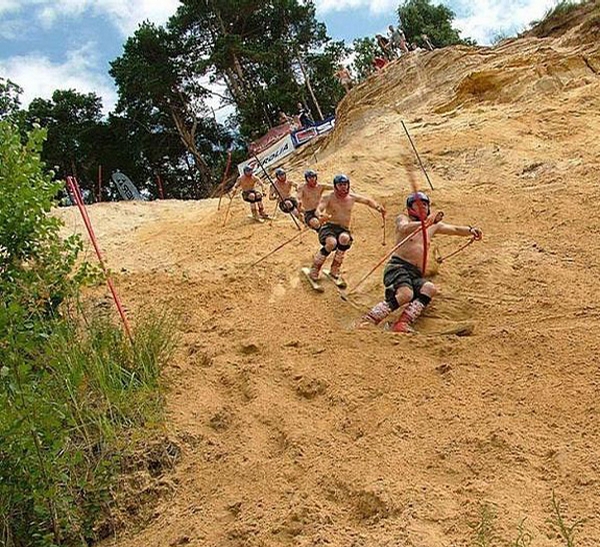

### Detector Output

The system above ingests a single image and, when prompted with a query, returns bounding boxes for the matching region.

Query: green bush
[0,120,174,546]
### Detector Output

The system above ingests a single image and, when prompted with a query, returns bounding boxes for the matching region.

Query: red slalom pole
[66,176,133,342]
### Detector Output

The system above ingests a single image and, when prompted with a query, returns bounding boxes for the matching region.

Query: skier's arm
[354,193,385,214]
[436,222,482,239]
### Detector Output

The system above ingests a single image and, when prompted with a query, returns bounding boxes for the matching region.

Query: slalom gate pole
[156,174,164,199]
[248,229,308,269]
[401,120,434,191]
[253,153,302,231]
[217,150,233,210]
[222,194,234,227]
[66,176,133,342]
[97,165,102,202]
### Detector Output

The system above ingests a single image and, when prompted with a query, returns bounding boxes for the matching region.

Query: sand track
[58,8,600,546]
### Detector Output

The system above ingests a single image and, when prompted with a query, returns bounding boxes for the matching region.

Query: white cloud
[315,0,397,15]
[1,0,179,35]
[0,43,118,114]
[452,0,558,44]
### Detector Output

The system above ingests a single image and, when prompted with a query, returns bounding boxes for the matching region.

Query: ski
[323,269,347,289]
[301,267,324,292]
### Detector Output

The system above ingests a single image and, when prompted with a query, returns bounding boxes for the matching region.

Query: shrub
[0,120,174,546]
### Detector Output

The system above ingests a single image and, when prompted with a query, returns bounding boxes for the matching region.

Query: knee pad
[320,247,331,257]
[254,191,263,201]
[280,200,294,213]
[385,287,401,311]
[338,241,352,252]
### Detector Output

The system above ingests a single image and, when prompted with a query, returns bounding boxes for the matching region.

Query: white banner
[237,134,295,176]
[111,171,142,201]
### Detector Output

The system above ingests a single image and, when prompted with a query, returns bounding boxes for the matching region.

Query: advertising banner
[249,122,293,155]
[291,116,336,147]
[111,171,142,201]
[237,134,295,176]
[291,127,318,147]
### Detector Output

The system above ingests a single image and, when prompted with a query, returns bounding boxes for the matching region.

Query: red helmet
[406,192,430,220]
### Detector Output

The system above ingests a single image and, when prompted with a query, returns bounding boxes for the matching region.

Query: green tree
[171,0,343,138]
[110,21,233,198]
[0,77,23,122]
[25,89,104,196]
[398,0,476,48]
[351,37,379,82]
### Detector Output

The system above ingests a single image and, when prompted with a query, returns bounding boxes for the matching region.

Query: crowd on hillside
[335,23,437,92]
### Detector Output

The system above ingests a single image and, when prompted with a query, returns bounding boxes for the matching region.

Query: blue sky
[0,0,559,115]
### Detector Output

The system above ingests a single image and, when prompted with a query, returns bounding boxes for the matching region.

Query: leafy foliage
[351,37,380,82]
[398,0,476,48]
[170,0,344,136]
[0,78,23,122]
[25,90,105,197]
[110,21,235,198]
[0,120,174,546]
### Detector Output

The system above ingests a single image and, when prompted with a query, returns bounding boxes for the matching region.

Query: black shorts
[318,222,353,247]
[278,197,298,213]
[242,190,263,203]
[304,209,318,226]
[383,256,426,297]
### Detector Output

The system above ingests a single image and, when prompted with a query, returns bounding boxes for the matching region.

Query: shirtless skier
[306,174,385,286]
[361,191,482,332]
[230,165,269,220]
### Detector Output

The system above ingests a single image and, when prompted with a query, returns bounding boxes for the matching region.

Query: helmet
[406,191,430,220]
[333,174,350,186]
[243,165,253,175]
[333,174,350,197]
[304,169,317,181]
[275,167,286,180]
[406,191,430,209]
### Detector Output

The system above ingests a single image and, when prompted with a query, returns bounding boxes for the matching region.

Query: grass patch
[529,0,592,37]
[547,490,586,547]
[0,309,176,546]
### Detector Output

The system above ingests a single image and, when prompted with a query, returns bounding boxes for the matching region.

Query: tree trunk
[170,108,212,186]
[297,54,324,121]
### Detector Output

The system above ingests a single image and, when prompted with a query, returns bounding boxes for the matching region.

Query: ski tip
[301,267,324,292]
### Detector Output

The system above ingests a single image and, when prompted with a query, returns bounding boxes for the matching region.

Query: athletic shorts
[242,190,263,203]
[278,196,298,213]
[318,222,353,247]
[304,209,318,227]
[383,256,426,297]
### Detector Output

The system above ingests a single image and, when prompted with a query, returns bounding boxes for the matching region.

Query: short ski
[301,267,324,292]
[323,269,347,289]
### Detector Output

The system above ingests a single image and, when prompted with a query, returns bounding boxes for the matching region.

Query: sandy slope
[59,6,600,546]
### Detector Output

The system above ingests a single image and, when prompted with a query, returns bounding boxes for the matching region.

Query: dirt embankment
[59,4,600,546]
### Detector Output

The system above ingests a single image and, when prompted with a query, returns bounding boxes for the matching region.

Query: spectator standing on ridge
[297,102,315,128]
[335,64,354,93]
[372,56,389,73]
[422,34,435,51]
[388,25,409,55]
[375,34,393,60]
